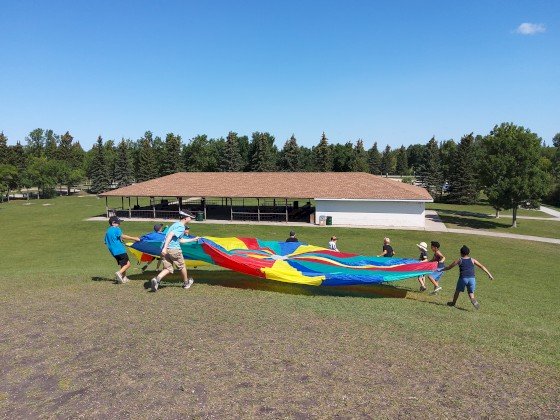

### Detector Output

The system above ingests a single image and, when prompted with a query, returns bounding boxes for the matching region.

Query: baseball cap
[153,223,163,231]
[108,216,121,225]
[289,230,296,236]
[179,210,194,219]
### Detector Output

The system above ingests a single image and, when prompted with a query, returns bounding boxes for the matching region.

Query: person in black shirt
[377,237,395,257]
[416,241,428,291]
[286,230,298,242]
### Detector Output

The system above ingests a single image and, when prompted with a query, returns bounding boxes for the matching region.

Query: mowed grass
[0,196,559,418]
[428,202,560,239]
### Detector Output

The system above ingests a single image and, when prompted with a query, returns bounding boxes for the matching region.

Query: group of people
[374,236,494,309]
[104,217,494,308]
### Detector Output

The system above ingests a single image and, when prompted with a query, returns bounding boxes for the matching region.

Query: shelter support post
[151,197,156,218]
[203,197,207,220]
[179,197,183,211]
[230,198,233,221]
[105,197,108,217]
[121,196,124,210]
[257,198,260,222]
[285,198,288,222]
[128,197,131,219]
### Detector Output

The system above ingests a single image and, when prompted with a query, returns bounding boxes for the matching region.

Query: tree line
[1,124,559,226]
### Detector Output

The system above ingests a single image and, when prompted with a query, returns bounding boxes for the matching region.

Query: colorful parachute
[128,235,438,286]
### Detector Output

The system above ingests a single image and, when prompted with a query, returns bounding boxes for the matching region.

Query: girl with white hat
[416,242,428,291]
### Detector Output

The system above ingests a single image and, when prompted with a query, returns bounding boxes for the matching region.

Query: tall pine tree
[136,132,159,182]
[352,139,370,172]
[0,132,9,164]
[313,132,333,172]
[420,137,444,199]
[89,136,110,194]
[279,134,301,171]
[448,133,478,204]
[58,131,74,163]
[380,145,395,175]
[219,131,243,172]
[114,139,134,187]
[249,132,277,171]
[161,133,183,175]
[395,146,409,175]
[368,142,381,174]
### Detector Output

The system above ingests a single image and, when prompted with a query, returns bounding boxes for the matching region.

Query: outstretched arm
[179,236,199,244]
[473,259,494,280]
[122,234,140,242]
[441,259,460,271]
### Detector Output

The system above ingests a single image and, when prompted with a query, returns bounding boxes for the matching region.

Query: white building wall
[315,200,426,227]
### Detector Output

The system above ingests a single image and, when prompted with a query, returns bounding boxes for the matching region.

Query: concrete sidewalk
[539,205,560,219]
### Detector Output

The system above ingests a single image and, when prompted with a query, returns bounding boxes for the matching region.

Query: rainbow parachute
[128,235,437,286]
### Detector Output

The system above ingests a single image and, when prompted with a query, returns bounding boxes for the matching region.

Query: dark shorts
[114,253,129,267]
[456,276,476,294]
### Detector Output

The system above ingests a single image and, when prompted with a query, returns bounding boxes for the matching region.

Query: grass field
[427,202,560,239]
[1,196,559,417]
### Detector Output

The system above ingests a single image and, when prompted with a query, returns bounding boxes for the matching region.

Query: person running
[286,230,298,242]
[328,236,339,252]
[428,241,445,294]
[377,237,395,257]
[416,241,428,291]
[150,211,199,292]
[140,224,165,272]
[440,245,494,310]
[104,216,140,284]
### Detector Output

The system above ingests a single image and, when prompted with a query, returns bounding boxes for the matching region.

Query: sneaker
[115,272,124,284]
[430,286,442,295]
[471,299,480,310]
[183,278,194,289]
[419,286,427,292]
[150,277,159,292]
[447,302,456,307]
[123,276,130,283]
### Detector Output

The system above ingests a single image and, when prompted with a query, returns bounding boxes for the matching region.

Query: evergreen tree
[183,135,219,171]
[237,135,250,171]
[448,133,478,204]
[219,131,243,172]
[351,139,369,172]
[136,132,159,182]
[299,146,314,171]
[249,132,277,171]
[0,132,9,164]
[367,142,381,174]
[58,131,74,163]
[153,135,165,176]
[26,128,45,158]
[380,145,396,175]
[439,139,457,184]
[104,140,117,185]
[279,134,301,171]
[9,142,27,191]
[114,139,134,187]
[71,141,85,170]
[420,137,444,199]
[313,132,333,172]
[89,136,110,194]
[395,145,409,175]
[161,132,183,175]
[406,143,425,175]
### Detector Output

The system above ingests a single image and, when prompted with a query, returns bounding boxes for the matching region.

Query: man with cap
[286,230,298,242]
[150,210,199,292]
[104,216,140,284]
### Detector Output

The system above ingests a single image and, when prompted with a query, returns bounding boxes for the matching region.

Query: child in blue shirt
[104,216,140,284]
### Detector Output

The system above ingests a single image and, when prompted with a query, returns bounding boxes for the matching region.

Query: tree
[0,164,18,201]
[406,143,425,175]
[380,145,396,175]
[439,139,457,184]
[552,133,560,148]
[136,132,159,182]
[0,132,10,164]
[25,157,59,198]
[419,137,444,199]
[352,139,369,172]
[395,146,409,175]
[58,131,74,163]
[89,136,110,194]
[153,135,165,176]
[183,135,219,171]
[114,139,134,187]
[279,134,301,171]
[313,132,333,171]
[161,133,183,175]
[44,129,59,160]
[447,133,478,204]
[249,132,277,172]
[367,142,381,175]
[219,131,243,172]
[104,140,117,185]
[480,123,551,227]
[26,128,45,158]
[332,142,354,171]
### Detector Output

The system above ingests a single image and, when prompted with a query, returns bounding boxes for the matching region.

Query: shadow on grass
[93,269,415,299]
[437,209,512,230]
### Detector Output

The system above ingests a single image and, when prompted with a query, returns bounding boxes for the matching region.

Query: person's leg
[175,254,193,289]
[467,278,479,309]
[448,278,464,306]
[418,275,426,291]
[152,254,173,291]
[447,291,460,306]
[428,275,441,294]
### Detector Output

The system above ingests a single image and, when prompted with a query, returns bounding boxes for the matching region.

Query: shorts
[431,262,445,281]
[114,253,129,267]
[456,277,476,294]
[162,248,185,273]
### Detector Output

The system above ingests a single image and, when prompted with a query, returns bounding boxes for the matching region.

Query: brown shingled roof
[100,172,432,201]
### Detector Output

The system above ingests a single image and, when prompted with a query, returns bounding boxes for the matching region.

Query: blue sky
[1,0,558,149]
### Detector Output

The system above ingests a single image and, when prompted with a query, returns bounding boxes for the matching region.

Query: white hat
[179,210,194,219]
[416,242,428,252]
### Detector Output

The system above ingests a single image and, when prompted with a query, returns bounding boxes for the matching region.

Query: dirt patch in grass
[1,275,558,418]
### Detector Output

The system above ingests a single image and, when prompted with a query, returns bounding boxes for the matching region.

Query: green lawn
[0,196,559,417]
[428,202,560,239]
[426,202,554,218]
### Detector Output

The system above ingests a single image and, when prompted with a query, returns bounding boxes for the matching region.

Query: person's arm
[122,233,140,242]
[179,236,199,244]
[473,259,494,280]
[441,258,460,271]
[161,230,175,255]
[377,249,387,257]
[437,250,445,263]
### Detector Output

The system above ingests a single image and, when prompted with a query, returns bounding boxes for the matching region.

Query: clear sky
[1,0,558,149]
